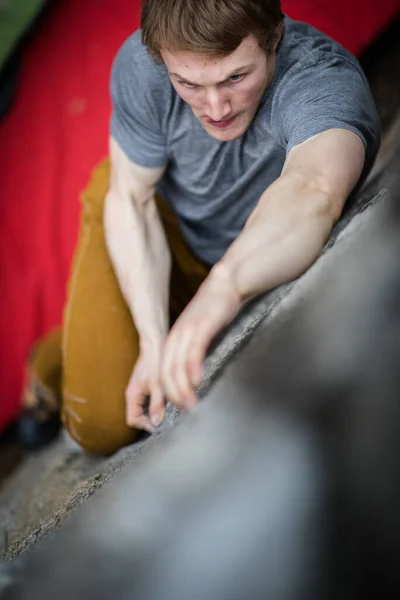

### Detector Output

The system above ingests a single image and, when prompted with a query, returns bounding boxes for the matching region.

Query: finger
[149,384,165,427]
[126,383,153,433]
[161,331,185,408]
[187,346,205,388]
[173,324,199,408]
[129,415,154,434]
[126,398,154,432]
[186,321,214,388]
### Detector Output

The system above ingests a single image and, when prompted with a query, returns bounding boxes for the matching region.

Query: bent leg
[25,166,211,456]
[62,159,140,455]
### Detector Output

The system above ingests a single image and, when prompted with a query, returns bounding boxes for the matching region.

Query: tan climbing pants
[30,159,210,455]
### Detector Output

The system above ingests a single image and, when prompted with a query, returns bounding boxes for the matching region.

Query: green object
[0,0,51,69]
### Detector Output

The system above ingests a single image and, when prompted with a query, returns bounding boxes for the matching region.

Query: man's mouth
[203,115,236,128]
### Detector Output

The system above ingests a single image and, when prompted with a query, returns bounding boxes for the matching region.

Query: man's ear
[272,21,284,51]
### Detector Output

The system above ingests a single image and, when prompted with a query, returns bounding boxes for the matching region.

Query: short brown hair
[141,0,284,62]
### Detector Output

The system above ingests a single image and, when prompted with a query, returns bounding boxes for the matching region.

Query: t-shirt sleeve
[110,38,168,169]
[272,51,381,173]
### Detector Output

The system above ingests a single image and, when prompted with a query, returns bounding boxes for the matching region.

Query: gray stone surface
[0,140,398,563]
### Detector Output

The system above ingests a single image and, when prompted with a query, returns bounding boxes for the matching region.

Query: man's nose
[205,88,231,121]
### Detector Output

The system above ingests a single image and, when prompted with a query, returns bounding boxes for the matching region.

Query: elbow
[314,188,339,230]
[320,191,344,233]
[103,190,117,251]
[103,189,132,257]
[305,166,351,226]
[282,168,345,230]
[319,186,345,227]
[303,176,343,231]
[104,188,136,235]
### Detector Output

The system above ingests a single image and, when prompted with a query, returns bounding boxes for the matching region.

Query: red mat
[0,0,399,431]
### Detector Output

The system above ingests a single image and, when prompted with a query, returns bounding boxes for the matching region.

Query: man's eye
[228,74,244,83]
[179,81,196,89]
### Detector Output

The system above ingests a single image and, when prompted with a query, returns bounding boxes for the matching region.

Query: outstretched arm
[159,128,365,410]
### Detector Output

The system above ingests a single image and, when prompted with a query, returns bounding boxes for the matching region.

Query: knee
[64,421,140,456]
[62,405,140,456]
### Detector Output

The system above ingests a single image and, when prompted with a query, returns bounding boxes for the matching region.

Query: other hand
[125,342,165,432]
[160,265,241,410]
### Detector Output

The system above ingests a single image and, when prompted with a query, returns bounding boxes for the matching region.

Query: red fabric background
[0,0,399,431]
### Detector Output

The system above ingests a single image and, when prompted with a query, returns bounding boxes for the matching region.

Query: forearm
[213,170,337,302]
[159,130,365,412]
[104,189,171,348]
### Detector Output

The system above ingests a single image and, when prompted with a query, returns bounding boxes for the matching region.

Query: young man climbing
[21,0,380,454]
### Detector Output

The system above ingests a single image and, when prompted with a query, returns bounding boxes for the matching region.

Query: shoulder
[275,16,366,88]
[268,16,377,127]
[111,29,172,107]
[266,18,380,165]
[112,30,158,74]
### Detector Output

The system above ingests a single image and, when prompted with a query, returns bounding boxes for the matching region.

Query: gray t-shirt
[111,16,381,265]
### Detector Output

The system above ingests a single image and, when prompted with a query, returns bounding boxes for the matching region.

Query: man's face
[162,35,279,142]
